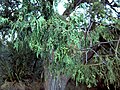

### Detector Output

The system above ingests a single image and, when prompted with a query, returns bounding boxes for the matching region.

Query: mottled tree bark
[44,68,69,90]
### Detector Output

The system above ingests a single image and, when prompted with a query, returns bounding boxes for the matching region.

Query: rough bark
[44,68,69,90]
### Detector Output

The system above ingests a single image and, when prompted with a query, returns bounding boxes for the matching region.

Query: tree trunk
[44,68,69,90]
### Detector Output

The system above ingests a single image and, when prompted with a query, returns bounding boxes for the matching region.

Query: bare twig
[85,51,88,64]
[115,37,120,59]
[80,39,119,51]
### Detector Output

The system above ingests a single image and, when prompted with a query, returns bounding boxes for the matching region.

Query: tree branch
[63,0,83,17]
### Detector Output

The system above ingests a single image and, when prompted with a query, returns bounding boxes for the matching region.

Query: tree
[0,0,43,84]
[0,0,120,90]
[0,19,43,84]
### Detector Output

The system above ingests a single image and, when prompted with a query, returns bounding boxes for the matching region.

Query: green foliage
[0,0,120,88]
[0,40,43,82]
[0,17,8,25]
[28,11,120,87]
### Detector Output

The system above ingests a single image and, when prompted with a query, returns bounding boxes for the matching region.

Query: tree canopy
[0,0,120,89]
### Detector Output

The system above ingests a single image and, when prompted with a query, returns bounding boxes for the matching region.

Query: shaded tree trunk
[44,68,69,90]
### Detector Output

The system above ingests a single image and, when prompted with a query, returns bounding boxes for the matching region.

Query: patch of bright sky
[0,5,3,10]
[57,0,87,15]
[109,0,113,3]
[57,0,68,15]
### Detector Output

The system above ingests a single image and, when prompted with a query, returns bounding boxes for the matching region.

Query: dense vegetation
[0,0,120,90]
